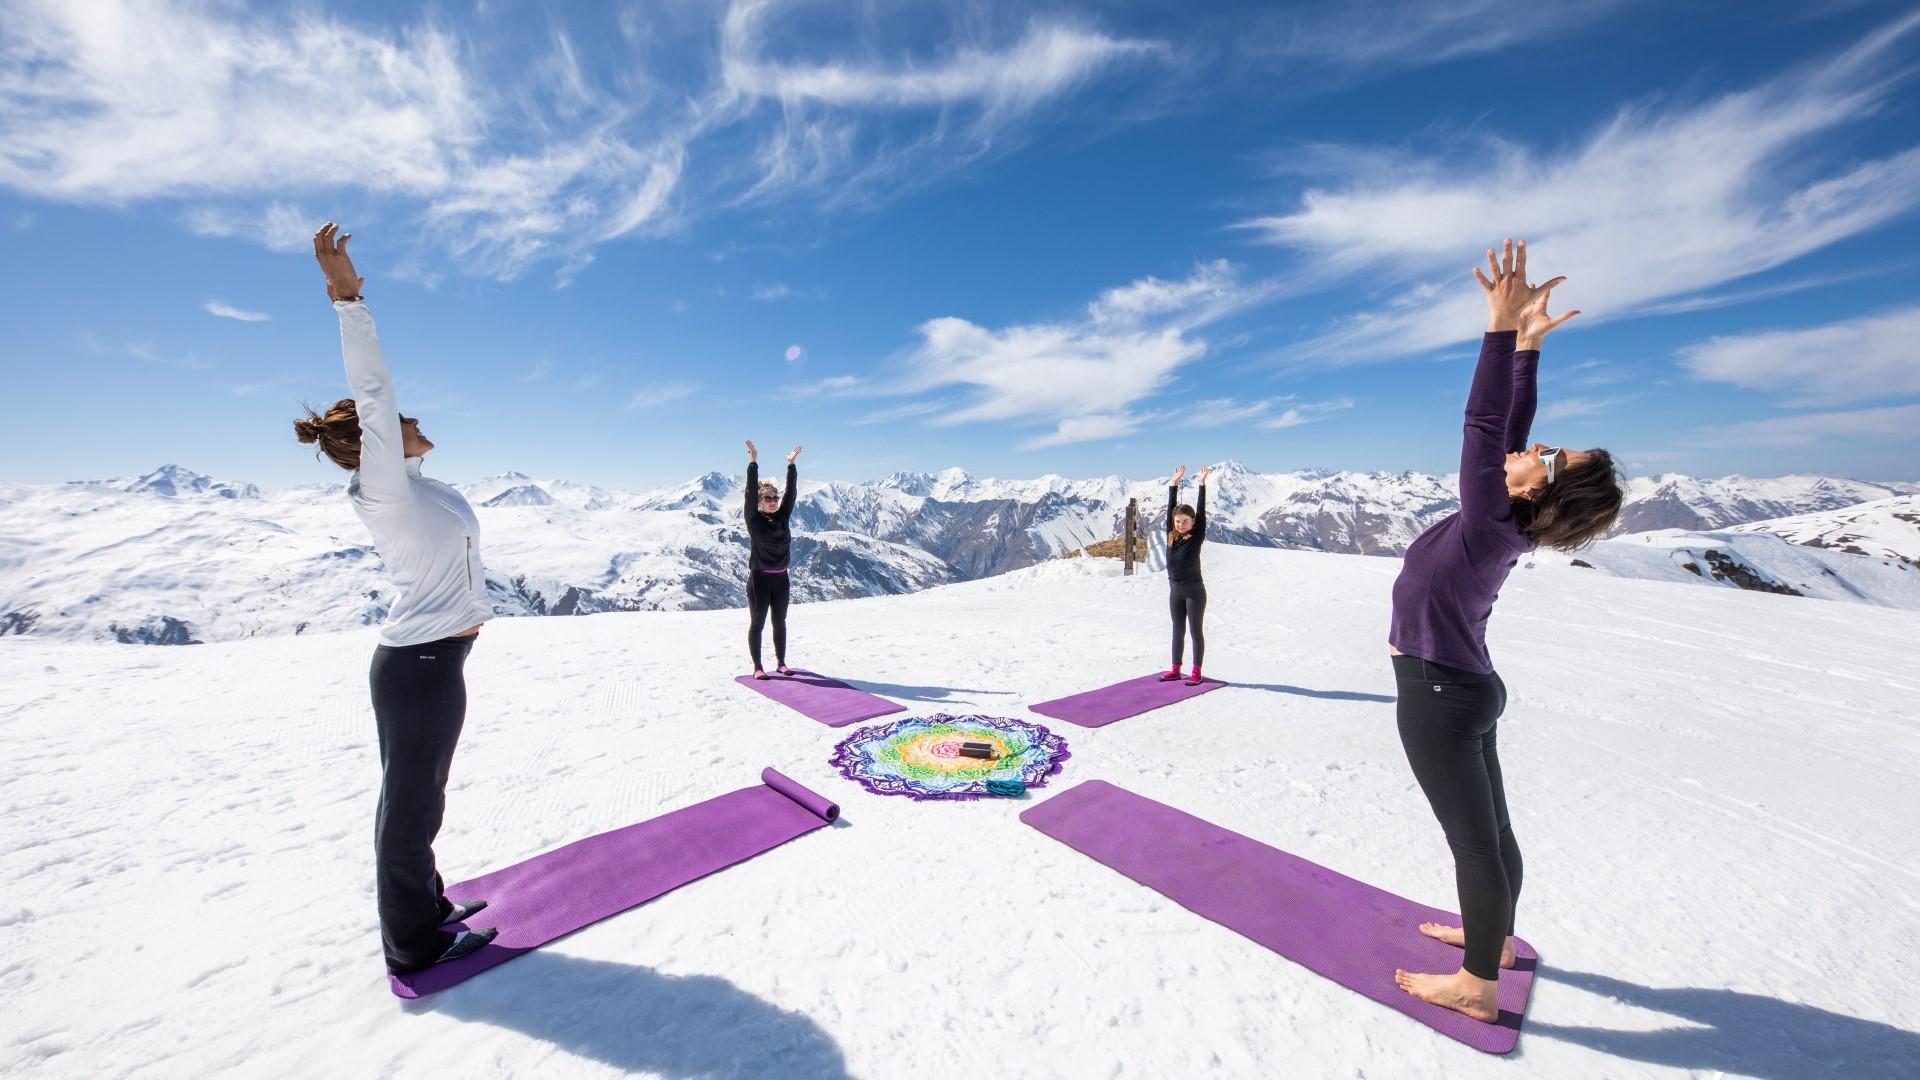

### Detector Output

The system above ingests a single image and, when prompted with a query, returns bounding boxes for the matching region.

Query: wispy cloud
[717,3,1163,207]
[0,1,1163,280]
[1185,397,1285,426]
[204,300,270,323]
[1678,304,1920,406]
[870,260,1269,448]
[519,357,555,383]
[1262,396,1354,430]
[753,282,797,301]
[627,382,697,410]
[1239,13,1920,365]
[1699,404,1920,447]
[1538,394,1638,422]
[183,201,314,253]
[1251,0,1639,68]
[0,3,682,279]
[126,342,211,372]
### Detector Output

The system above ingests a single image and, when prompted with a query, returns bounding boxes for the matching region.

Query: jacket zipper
[466,536,475,592]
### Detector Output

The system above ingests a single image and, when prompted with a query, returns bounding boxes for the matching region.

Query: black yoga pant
[370,633,474,973]
[748,570,790,671]
[1170,581,1207,667]
[1392,654,1521,981]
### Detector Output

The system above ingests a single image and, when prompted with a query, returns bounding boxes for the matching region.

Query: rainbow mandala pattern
[829,714,1071,800]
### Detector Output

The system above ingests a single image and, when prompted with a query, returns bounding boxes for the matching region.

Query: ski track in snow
[1,546,1917,1078]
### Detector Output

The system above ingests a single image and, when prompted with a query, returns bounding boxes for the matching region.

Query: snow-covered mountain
[4,463,1917,644]
[1611,474,1917,535]
[1728,494,1920,566]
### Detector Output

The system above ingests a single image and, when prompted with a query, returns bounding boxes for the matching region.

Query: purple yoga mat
[1029,672,1225,728]
[1021,779,1537,1054]
[389,768,839,999]
[734,669,906,727]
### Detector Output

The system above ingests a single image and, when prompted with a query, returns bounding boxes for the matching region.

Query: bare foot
[1393,967,1499,1023]
[1417,922,1517,968]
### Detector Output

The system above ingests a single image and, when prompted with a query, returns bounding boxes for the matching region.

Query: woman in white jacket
[294,223,496,975]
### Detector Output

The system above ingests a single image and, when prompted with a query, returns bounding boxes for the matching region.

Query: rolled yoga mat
[1020,779,1537,1054]
[1028,672,1224,728]
[389,768,841,999]
[734,669,907,727]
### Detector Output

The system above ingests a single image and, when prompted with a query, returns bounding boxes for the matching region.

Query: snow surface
[4,544,1917,1078]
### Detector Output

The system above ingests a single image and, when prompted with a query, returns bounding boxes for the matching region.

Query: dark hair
[1170,503,1197,545]
[294,398,362,471]
[1518,448,1623,552]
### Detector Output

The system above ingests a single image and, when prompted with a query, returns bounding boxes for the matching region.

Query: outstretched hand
[1474,238,1578,348]
[787,445,802,463]
[1171,465,1186,485]
[313,223,364,303]
[746,440,758,462]
[1196,465,1211,485]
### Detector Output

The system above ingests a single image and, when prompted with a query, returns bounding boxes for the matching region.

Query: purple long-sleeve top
[1388,331,1538,674]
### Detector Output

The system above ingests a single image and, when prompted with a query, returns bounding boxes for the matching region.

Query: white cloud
[1700,404,1920,447]
[627,382,697,410]
[1023,412,1153,449]
[1262,396,1354,430]
[183,201,315,253]
[126,342,211,372]
[721,12,1157,110]
[519,358,554,383]
[1678,305,1920,405]
[1239,13,1920,365]
[0,1,1167,279]
[869,262,1268,447]
[718,3,1162,206]
[756,283,798,301]
[1538,395,1637,422]
[1260,0,1638,67]
[0,1,682,280]
[1183,397,1281,426]
[204,300,270,323]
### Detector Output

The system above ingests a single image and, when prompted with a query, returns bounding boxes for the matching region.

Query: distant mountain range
[1,463,1915,643]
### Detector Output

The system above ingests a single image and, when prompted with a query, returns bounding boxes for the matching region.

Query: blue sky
[3,0,1918,490]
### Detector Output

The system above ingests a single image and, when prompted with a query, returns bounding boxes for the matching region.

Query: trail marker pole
[1124,498,1137,576]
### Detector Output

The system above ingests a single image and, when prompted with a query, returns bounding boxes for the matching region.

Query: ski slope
[2,545,1916,1078]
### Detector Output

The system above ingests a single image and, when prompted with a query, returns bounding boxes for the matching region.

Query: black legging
[370,633,474,973]
[748,570,790,671]
[1392,654,1521,981]
[1170,581,1206,667]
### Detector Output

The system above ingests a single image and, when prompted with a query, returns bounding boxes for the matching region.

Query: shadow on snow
[418,951,854,1079]
[1529,967,1920,1080]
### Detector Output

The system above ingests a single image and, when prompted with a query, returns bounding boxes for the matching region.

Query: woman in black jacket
[743,440,802,679]
[1159,464,1210,686]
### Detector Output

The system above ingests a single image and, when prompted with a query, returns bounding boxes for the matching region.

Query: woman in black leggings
[1388,239,1623,1021]
[744,440,801,679]
[297,224,496,975]
[1158,464,1210,686]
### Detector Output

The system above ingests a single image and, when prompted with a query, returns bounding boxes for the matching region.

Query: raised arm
[315,224,408,504]
[1462,239,1577,524]
[1167,465,1185,531]
[744,441,759,521]
[778,446,801,519]
[1194,466,1209,538]
[1504,350,1540,453]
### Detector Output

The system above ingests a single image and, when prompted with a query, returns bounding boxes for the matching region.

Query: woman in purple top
[1389,240,1624,1023]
